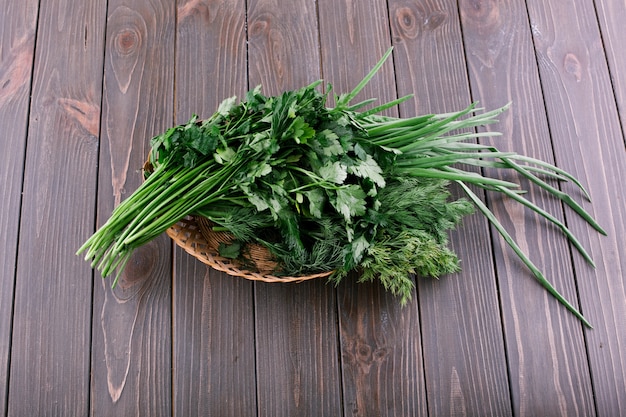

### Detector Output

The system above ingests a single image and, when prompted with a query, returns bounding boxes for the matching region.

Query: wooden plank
[89,0,174,414]
[594,0,626,135]
[317,1,428,416]
[7,0,106,415]
[336,277,427,417]
[388,1,513,415]
[524,0,626,414]
[459,0,596,415]
[172,259,256,416]
[254,282,342,416]
[247,0,322,90]
[172,1,257,415]
[0,0,38,412]
[318,0,397,113]
[246,0,343,415]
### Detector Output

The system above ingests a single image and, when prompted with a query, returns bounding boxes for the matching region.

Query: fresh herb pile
[78,49,604,326]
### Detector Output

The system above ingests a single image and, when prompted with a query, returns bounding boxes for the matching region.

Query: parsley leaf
[332,185,367,222]
[304,188,326,218]
[318,160,348,184]
[347,153,386,187]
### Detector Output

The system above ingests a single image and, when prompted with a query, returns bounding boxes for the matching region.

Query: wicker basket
[145,158,333,282]
[166,216,333,282]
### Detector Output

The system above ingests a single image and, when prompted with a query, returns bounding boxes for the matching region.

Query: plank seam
[453,0,516,413]
[521,1,602,415]
[591,0,626,149]
[4,0,43,413]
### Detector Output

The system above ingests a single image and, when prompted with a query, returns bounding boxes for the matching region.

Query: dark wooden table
[2,0,625,415]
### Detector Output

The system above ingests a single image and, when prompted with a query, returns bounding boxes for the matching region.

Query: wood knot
[118,242,158,288]
[0,34,34,108]
[249,14,286,83]
[460,0,500,30]
[373,346,390,362]
[356,342,372,361]
[563,52,582,82]
[58,97,100,136]
[424,10,447,31]
[114,29,140,56]
[249,16,270,37]
[394,7,418,40]
[393,5,448,42]
[178,0,212,23]
[107,6,147,94]
[342,338,391,376]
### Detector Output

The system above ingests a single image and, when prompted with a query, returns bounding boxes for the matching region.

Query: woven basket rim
[166,216,334,283]
[146,154,333,282]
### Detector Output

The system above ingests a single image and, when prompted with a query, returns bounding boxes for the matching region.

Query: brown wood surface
[525,1,626,415]
[90,0,174,414]
[390,1,512,415]
[459,0,596,415]
[594,0,626,135]
[7,0,106,415]
[172,0,257,415]
[337,276,428,417]
[2,0,625,415]
[0,0,38,414]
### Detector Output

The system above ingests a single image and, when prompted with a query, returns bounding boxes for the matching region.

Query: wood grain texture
[460,0,596,415]
[247,1,343,415]
[389,1,512,415]
[254,282,342,416]
[525,1,626,415]
[2,0,625,415]
[318,0,397,112]
[175,0,248,119]
[593,0,626,137]
[389,0,468,114]
[173,259,256,416]
[7,0,106,415]
[337,278,427,417]
[317,1,429,416]
[90,0,174,414]
[247,0,321,91]
[173,1,257,415]
[0,0,38,412]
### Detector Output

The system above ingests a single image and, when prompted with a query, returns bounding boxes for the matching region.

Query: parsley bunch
[79,48,604,326]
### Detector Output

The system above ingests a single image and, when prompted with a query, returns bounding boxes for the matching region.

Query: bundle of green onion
[78,49,604,327]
